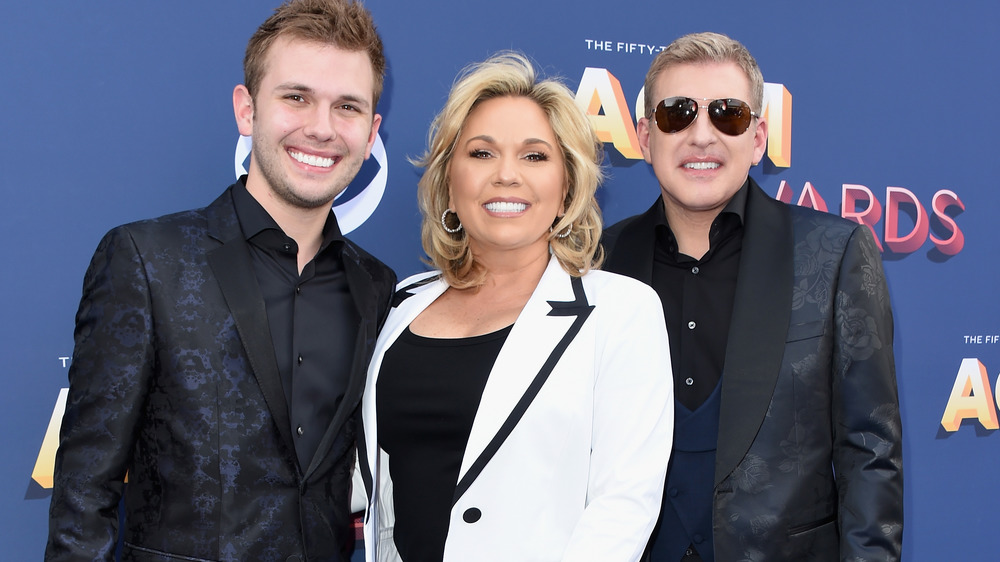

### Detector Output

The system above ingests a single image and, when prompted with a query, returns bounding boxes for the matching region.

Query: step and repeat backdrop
[2,1,997,559]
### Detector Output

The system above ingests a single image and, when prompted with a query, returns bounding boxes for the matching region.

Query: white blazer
[360,256,674,561]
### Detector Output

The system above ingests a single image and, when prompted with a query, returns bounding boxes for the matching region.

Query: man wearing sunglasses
[603,32,902,561]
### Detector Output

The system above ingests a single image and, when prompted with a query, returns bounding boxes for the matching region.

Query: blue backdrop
[3,1,997,559]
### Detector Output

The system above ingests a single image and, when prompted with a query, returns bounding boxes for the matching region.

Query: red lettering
[774,181,964,256]
[775,180,794,204]
[930,190,965,255]
[884,187,929,253]
[797,181,828,212]
[841,184,883,251]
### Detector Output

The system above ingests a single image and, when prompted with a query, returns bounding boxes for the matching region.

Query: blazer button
[463,507,482,523]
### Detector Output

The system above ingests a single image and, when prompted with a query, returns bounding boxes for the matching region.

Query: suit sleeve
[561,281,674,561]
[831,226,903,560]
[46,226,156,561]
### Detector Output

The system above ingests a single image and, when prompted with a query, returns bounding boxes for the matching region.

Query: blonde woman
[359,53,674,561]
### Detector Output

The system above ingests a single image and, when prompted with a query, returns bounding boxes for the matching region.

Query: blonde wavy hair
[414,52,604,289]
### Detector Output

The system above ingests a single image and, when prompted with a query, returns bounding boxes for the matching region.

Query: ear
[363,113,382,159]
[233,85,254,137]
[637,117,654,164]
[751,115,768,166]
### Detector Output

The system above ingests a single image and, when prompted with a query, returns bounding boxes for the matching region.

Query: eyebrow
[275,83,313,94]
[465,135,554,148]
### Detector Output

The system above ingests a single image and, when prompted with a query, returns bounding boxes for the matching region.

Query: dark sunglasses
[652,96,759,136]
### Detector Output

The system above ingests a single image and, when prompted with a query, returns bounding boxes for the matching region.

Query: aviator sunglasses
[652,96,759,136]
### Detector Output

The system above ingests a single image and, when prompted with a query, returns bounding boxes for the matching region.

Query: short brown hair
[414,52,605,289]
[243,0,385,108]
[644,32,763,118]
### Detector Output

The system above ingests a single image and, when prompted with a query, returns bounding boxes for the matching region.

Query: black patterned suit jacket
[603,178,903,561]
[46,183,396,562]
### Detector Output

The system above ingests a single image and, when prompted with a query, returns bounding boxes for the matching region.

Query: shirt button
[282,243,293,253]
[296,425,304,436]
[687,321,696,329]
[295,286,301,294]
[693,533,704,544]
[691,266,700,274]
[297,355,303,365]
[685,377,694,386]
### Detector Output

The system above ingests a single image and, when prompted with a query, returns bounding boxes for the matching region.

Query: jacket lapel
[302,243,380,479]
[453,257,593,505]
[715,179,794,487]
[603,199,660,284]
[205,188,296,455]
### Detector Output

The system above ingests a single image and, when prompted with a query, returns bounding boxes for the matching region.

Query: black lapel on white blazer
[451,275,594,507]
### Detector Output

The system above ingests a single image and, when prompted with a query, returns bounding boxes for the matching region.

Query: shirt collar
[232,175,346,253]
[721,178,749,226]
[654,178,750,255]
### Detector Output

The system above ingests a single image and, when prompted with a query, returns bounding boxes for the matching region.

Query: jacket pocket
[123,542,216,561]
[787,512,836,536]
[786,319,826,343]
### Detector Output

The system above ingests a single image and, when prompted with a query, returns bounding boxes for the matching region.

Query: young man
[46,1,395,560]
[603,32,903,561]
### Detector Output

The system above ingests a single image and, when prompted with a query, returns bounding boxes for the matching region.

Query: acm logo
[575,67,792,167]
[940,358,1000,432]
[29,388,66,496]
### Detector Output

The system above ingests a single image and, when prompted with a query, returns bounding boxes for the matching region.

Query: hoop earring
[550,223,572,239]
[441,208,463,233]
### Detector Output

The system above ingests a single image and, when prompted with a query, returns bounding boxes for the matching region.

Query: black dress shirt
[232,179,360,471]
[651,181,747,411]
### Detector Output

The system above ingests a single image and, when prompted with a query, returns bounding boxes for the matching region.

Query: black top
[232,178,360,471]
[377,324,512,561]
[651,181,747,411]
